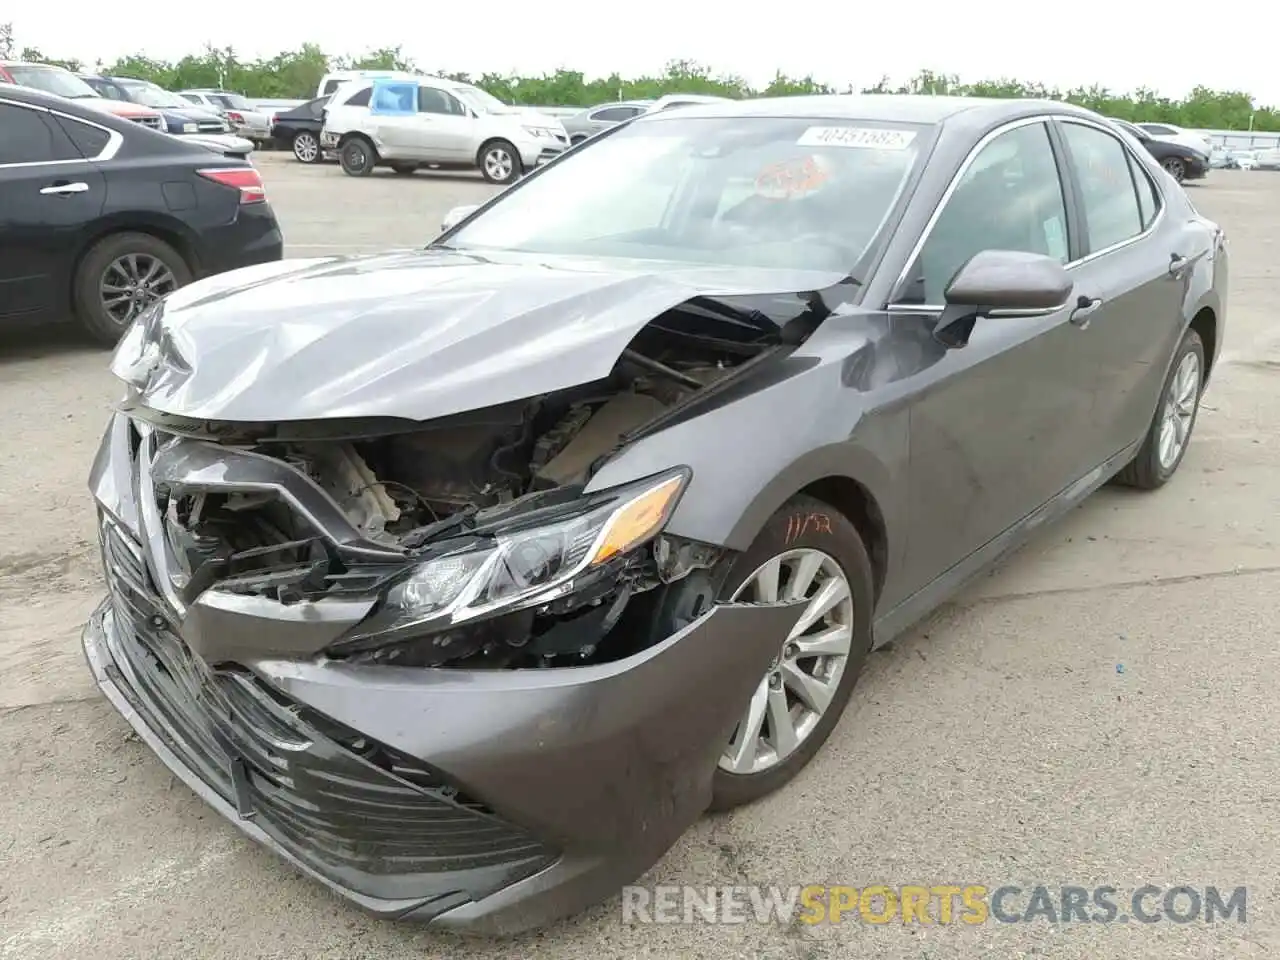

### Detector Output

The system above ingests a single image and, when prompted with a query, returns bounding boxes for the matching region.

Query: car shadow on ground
[285,162,490,185]
[0,323,103,366]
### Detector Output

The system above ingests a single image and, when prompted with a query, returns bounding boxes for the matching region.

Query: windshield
[118,80,187,108]
[214,93,253,111]
[453,84,515,114]
[445,116,926,273]
[8,65,97,99]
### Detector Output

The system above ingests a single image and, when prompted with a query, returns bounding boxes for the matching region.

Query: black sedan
[0,84,283,345]
[1110,117,1209,182]
[270,95,330,164]
[85,94,1225,934]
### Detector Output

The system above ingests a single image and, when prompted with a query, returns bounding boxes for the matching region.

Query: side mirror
[934,250,1073,348]
[440,204,479,234]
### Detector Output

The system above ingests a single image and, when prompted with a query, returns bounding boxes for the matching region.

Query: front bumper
[84,414,803,934]
[517,136,569,169]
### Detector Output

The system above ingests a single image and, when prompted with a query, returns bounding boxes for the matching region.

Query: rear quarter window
[343,86,372,108]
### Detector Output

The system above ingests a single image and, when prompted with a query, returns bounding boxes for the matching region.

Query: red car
[0,61,165,130]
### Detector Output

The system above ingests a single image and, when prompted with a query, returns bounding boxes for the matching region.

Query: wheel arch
[69,216,201,296]
[795,476,889,604]
[711,443,897,608]
[476,136,519,164]
[1189,305,1217,384]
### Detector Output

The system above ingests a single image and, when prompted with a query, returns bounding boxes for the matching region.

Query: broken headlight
[348,469,689,643]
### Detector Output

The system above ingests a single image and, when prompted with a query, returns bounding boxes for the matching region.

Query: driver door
[893,118,1097,594]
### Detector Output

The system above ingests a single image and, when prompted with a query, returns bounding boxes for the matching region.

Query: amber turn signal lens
[589,475,685,565]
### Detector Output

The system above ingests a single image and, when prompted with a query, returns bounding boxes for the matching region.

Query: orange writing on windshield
[755,156,829,200]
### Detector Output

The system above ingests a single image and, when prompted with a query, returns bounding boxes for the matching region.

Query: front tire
[292,130,321,164]
[339,136,377,177]
[1114,327,1205,490]
[1163,157,1186,182]
[478,139,522,185]
[709,495,874,811]
[73,232,191,347]
[390,162,418,176]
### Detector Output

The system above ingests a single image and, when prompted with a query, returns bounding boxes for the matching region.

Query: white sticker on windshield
[796,126,917,150]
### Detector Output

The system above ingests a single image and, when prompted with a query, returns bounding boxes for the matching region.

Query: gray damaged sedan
[85,94,1227,934]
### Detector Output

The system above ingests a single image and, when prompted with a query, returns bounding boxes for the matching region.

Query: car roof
[637,93,1098,127]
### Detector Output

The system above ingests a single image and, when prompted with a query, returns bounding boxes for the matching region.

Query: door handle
[40,181,89,196]
[1069,295,1103,328]
[1168,253,1191,278]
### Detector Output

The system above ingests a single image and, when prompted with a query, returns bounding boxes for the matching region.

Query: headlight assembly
[346,469,689,644]
[109,302,163,387]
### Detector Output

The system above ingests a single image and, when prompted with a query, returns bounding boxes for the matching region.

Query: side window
[322,79,342,96]
[370,81,417,115]
[898,121,1068,306]
[1145,124,1173,136]
[590,107,630,123]
[53,115,111,158]
[308,97,327,117]
[418,87,467,116]
[180,94,201,104]
[1060,122,1144,253]
[345,86,372,108]
[1127,152,1161,229]
[0,105,80,165]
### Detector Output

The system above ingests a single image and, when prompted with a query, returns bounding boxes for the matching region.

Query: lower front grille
[99,518,556,902]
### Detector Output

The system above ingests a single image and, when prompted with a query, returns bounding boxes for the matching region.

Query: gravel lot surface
[1,156,1277,960]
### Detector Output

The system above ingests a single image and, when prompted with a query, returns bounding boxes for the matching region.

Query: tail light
[198,167,266,204]
[226,110,245,125]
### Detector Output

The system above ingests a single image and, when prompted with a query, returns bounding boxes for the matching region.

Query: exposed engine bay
[139,295,824,671]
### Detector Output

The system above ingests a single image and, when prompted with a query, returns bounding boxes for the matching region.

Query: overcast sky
[11,2,1278,106]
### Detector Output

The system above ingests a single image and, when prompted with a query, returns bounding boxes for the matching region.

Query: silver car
[178,89,272,142]
[562,100,651,144]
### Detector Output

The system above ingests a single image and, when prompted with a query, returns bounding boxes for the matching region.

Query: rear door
[0,100,107,321]
[367,80,422,156]
[1053,118,1189,464]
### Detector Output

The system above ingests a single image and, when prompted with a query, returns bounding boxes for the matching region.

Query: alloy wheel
[293,132,319,163]
[484,146,515,182]
[1157,350,1201,471]
[719,548,855,776]
[99,254,178,326]
[1163,157,1186,181]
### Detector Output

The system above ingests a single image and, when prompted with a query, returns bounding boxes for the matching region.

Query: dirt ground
[1,157,1277,960]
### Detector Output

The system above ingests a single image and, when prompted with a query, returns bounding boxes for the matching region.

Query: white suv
[321,77,569,183]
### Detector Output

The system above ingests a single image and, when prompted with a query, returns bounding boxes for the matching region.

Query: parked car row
[267,76,737,180]
[1107,118,1211,182]
[308,74,573,183]
[0,59,279,147]
[0,83,283,344]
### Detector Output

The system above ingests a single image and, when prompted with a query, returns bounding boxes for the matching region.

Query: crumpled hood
[120,249,842,424]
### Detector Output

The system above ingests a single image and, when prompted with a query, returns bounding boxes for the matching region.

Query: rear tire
[1114,328,1205,490]
[478,139,522,185]
[339,136,377,177]
[708,495,874,812]
[1162,157,1186,182]
[292,130,321,164]
[73,232,192,348]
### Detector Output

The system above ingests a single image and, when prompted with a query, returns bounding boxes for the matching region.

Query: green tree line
[3,24,1277,131]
